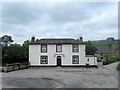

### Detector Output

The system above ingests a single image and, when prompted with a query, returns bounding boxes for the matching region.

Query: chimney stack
[79,37,83,42]
[31,36,35,42]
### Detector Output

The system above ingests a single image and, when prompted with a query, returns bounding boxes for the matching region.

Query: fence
[1,62,29,72]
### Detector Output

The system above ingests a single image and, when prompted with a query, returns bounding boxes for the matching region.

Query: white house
[29,37,97,67]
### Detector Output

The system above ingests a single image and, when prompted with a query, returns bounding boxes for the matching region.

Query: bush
[117,63,120,71]
[103,56,120,65]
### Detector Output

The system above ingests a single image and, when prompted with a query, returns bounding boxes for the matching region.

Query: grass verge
[117,63,120,71]
[103,56,120,65]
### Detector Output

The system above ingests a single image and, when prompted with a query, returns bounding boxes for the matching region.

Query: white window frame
[73,44,79,52]
[41,44,47,53]
[72,55,79,64]
[40,56,48,64]
[56,44,62,52]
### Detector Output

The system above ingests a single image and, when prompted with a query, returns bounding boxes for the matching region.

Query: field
[92,41,119,47]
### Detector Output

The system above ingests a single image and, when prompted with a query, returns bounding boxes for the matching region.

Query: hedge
[117,63,120,71]
[103,56,120,65]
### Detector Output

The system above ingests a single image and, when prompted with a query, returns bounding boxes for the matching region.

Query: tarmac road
[2,62,119,88]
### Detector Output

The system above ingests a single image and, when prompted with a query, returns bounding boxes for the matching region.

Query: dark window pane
[41,56,48,64]
[56,45,62,52]
[41,44,47,52]
[72,55,79,64]
[73,44,79,52]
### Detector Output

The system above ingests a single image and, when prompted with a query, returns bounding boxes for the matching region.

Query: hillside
[90,39,119,58]
[92,40,119,48]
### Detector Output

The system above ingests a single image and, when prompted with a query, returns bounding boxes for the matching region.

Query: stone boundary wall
[0,62,29,72]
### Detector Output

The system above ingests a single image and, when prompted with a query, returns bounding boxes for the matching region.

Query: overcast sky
[1,2,118,44]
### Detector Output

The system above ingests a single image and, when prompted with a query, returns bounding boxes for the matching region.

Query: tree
[1,35,30,65]
[22,40,30,62]
[1,35,14,65]
[4,44,23,63]
[86,41,97,55]
[1,35,13,47]
[107,37,114,41]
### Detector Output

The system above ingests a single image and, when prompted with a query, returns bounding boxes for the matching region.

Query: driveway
[2,62,119,88]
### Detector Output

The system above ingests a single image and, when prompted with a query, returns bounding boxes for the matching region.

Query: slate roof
[29,38,85,45]
[96,46,110,54]
[86,55,97,57]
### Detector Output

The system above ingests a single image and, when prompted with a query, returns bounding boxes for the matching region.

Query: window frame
[72,44,79,52]
[72,55,79,64]
[56,44,62,52]
[40,56,48,64]
[41,44,47,53]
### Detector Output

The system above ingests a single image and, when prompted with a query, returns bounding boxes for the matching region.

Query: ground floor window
[40,56,48,64]
[72,55,79,64]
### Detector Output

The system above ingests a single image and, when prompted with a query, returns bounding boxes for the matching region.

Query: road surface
[2,62,119,88]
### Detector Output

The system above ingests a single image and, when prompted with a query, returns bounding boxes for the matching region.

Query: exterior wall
[29,45,40,66]
[94,53,108,61]
[85,56,97,65]
[29,44,86,66]
[62,44,86,66]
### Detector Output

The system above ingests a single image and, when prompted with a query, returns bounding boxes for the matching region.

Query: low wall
[97,62,103,67]
[1,62,29,72]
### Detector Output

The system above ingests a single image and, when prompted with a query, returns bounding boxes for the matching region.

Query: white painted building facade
[29,38,97,67]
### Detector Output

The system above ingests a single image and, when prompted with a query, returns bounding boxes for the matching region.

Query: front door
[57,56,61,66]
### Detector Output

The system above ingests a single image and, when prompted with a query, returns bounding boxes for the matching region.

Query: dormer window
[56,44,62,52]
[41,44,47,53]
[73,44,79,52]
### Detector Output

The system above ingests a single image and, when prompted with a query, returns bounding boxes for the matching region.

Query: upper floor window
[72,55,79,64]
[56,44,62,52]
[40,56,48,64]
[41,44,47,53]
[73,44,79,52]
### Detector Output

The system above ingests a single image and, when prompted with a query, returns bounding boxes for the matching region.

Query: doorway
[57,56,61,66]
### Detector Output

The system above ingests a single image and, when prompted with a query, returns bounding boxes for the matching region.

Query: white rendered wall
[85,56,97,65]
[29,44,91,66]
[62,44,86,66]
[29,45,40,66]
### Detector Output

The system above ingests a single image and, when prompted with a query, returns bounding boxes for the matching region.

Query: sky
[1,1,118,44]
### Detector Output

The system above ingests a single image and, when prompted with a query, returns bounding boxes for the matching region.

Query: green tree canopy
[86,41,97,55]
[22,40,30,62]
[1,35,13,47]
[1,35,30,65]
[3,43,23,63]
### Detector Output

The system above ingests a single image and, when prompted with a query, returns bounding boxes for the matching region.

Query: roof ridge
[40,38,75,40]
[29,38,85,45]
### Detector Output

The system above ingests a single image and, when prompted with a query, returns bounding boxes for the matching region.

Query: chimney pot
[31,36,35,42]
[79,37,83,42]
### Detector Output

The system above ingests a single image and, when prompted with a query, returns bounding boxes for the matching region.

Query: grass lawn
[92,41,119,47]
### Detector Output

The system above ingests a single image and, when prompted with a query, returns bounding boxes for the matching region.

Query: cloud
[98,29,117,35]
[1,2,118,44]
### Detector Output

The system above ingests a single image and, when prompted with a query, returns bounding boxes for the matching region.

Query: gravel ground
[1,62,119,88]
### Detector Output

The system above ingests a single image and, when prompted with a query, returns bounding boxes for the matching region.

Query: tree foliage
[1,35,13,47]
[22,40,30,62]
[86,41,97,55]
[5,44,23,63]
[1,35,30,65]
[1,35,14,64]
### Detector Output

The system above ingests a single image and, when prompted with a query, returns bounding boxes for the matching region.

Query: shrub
[103,56,120,65]
[117,63,120,71]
